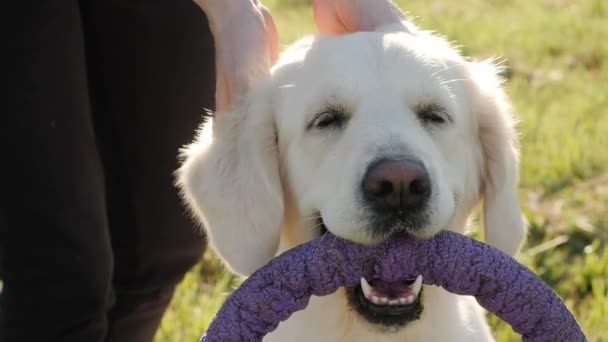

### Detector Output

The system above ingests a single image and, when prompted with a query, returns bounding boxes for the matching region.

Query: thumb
[313,0,408,35]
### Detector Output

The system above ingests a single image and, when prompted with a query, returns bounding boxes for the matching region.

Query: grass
[156,1,608,341]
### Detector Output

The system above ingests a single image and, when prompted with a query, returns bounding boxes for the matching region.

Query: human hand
[313,0,408,35]
[194,0,278,111]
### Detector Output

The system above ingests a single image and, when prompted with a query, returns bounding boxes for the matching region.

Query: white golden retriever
[177,17,526,342]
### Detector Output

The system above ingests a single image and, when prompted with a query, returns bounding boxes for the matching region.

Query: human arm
[193,0,278,111]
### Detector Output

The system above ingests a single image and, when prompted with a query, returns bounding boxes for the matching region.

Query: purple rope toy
[202,231,586,341]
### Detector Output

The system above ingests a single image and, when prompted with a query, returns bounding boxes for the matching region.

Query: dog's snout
[362,158,431,213]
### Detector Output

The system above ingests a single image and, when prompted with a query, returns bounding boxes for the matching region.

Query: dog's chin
[314,214,425,329]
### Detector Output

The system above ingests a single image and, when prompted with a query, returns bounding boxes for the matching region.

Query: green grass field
[156,1,608,341]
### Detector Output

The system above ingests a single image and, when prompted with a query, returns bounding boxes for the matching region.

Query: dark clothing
[1,1,214,341]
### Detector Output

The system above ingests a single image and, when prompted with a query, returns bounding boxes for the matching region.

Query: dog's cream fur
[177,21,526,341]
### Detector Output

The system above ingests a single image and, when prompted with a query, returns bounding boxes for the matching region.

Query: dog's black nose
[362,158,431,213]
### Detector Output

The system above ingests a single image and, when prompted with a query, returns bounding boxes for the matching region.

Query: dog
[177,15,527,342]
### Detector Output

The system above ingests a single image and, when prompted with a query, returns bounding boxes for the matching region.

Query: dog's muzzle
[361,157,432,237]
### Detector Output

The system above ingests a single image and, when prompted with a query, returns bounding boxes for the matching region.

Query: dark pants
[1,1,214,341]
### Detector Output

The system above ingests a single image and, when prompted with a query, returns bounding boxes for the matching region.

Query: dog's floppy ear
[466,61,527,256]
[177,84,283,276]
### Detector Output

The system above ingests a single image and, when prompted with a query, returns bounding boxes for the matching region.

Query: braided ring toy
[202,231,586,341]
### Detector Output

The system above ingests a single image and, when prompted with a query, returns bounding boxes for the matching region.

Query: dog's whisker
[302,215,322,223]
[439,78,473,86]
[312,231,330,257]
[329,235,338,250]
[302,212,322,220]
[431,63,462,78]
[304,218,323,226]
[308,223,326,231]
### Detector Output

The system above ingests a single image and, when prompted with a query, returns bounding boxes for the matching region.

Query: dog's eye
[310,110,347,130]
[416,104,450,125]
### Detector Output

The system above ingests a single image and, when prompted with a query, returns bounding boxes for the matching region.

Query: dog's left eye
[416,104,451,125]
[310,109,347,130]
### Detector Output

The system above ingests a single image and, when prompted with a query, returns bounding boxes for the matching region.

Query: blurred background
[155,1,608,341]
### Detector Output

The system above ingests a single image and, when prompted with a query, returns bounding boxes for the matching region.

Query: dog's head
[177,20,526,330]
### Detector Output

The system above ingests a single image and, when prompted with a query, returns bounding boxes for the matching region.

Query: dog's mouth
[346,276,424,327]
[315,212,424,327]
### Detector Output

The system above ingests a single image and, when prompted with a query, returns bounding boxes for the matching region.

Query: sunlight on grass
[156,1,607,341]
[155,254,241,341]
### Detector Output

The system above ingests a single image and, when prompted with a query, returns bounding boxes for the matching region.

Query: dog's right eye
[309,110,347,130]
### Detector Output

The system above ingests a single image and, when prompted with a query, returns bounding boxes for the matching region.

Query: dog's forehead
[272,31,458,86]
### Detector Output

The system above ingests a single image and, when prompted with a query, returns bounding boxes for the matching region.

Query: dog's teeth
[360,277,373,299]
[361,276,422,306]
[412,275,423,296]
